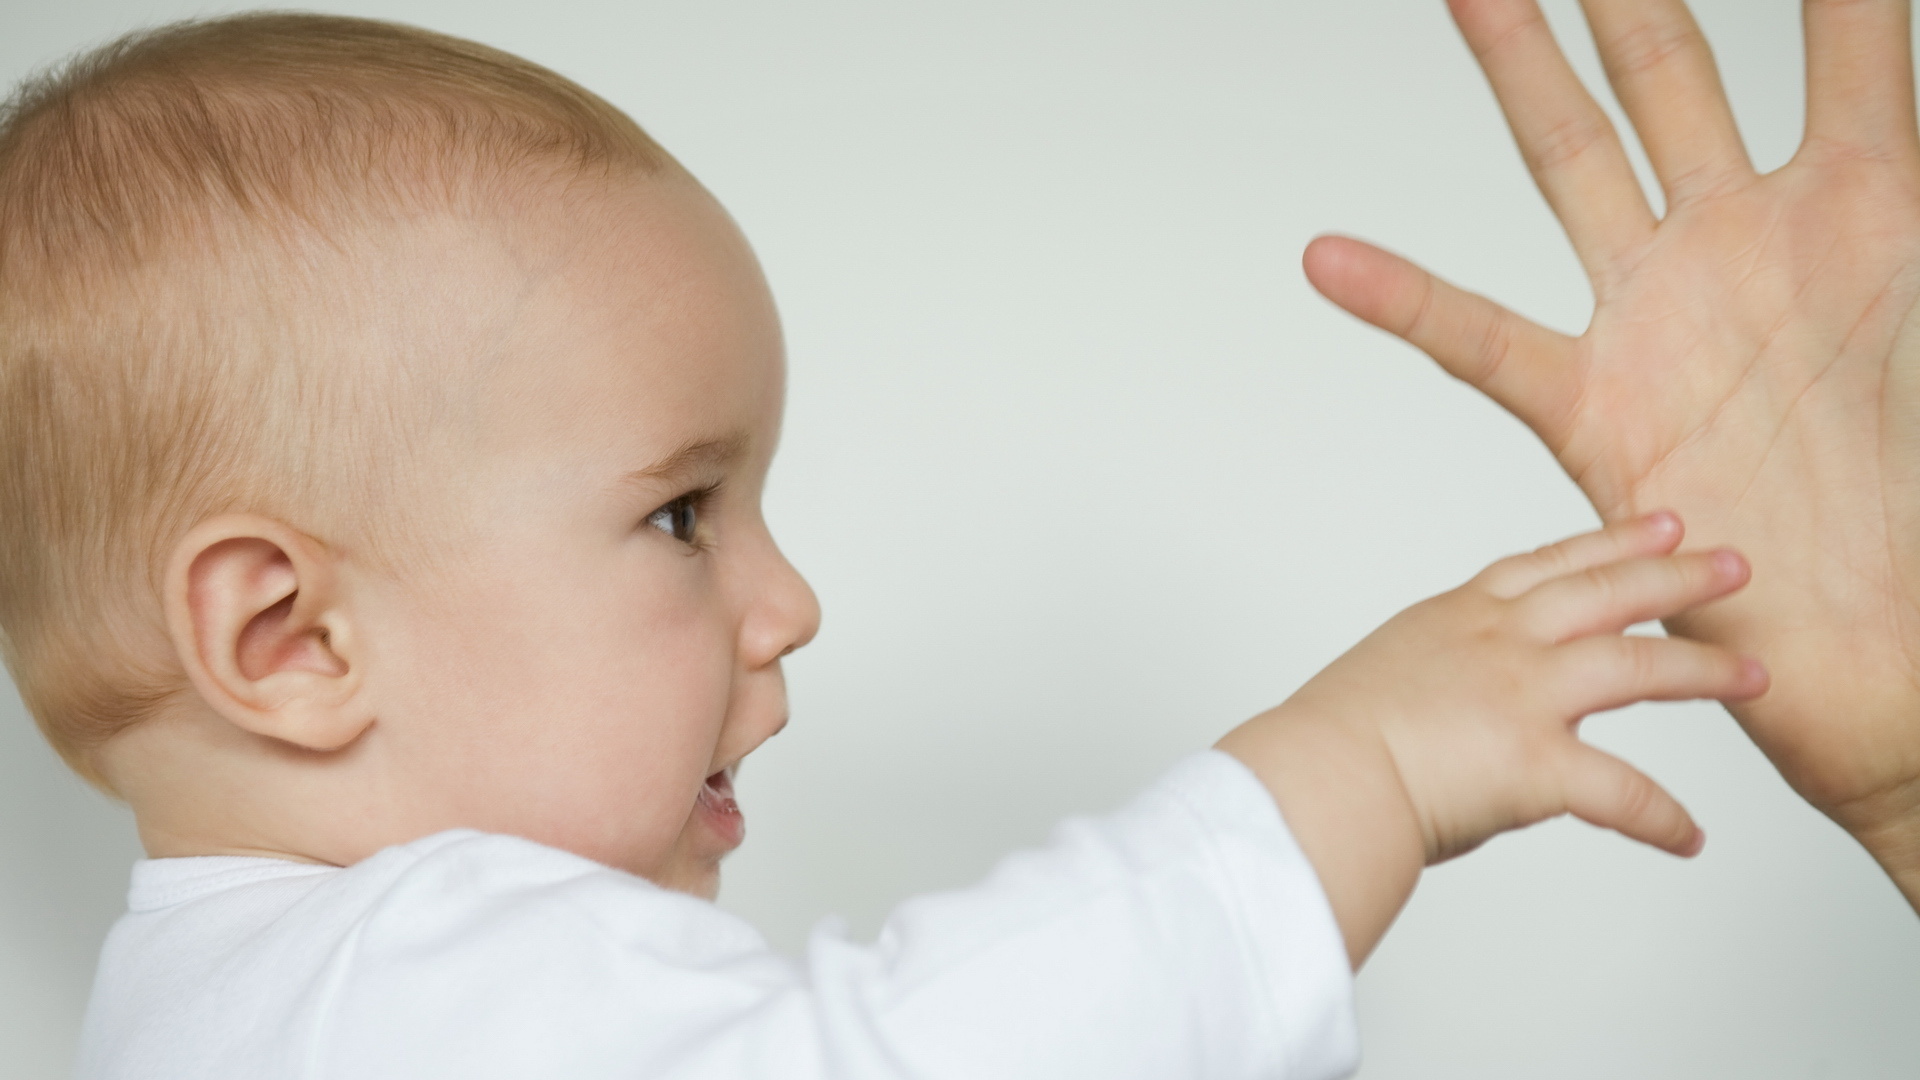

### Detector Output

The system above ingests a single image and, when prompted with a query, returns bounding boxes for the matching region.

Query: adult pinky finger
[1552,634,1768,716]
[1558,742,1704,857]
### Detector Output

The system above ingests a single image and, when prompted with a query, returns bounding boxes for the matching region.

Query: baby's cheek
[563,576,739,868]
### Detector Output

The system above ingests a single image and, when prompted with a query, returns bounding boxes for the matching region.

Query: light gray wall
[3,1,1917,1076]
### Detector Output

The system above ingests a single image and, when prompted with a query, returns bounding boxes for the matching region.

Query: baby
[2,6,1916,1079]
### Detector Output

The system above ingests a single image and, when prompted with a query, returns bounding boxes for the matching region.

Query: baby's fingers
[1553,634,1768,716]
[1557,742,1704,857]
[1472,510,1682,600]
[1515,549,1749,642]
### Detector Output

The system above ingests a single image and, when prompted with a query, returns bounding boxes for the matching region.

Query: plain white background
[3,0,1918,1076]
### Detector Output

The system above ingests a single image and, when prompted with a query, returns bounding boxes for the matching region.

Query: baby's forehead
[279,175,701,359]
[373,172,739,292]
[289,176,783,478]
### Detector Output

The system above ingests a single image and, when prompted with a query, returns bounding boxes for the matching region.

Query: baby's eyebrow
[613,432,751,492]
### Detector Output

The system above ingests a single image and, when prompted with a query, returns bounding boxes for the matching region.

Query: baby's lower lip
[697,769,744,849]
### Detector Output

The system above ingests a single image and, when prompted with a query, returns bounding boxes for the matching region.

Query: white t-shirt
[75,750,1358,1080]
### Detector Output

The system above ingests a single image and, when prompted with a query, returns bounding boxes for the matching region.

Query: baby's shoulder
[79,830,795,1080]
[342,829,771,960]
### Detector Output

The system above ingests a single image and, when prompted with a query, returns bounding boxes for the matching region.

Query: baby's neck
[103,710,359,867]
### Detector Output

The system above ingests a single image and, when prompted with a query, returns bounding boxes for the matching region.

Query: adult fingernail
[1683,827,1706,858]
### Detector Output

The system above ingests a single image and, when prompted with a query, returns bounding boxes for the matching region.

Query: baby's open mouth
[698,768,740,820]
[696,766,745,848]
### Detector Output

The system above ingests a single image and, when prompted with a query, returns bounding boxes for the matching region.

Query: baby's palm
[1308,0,1920,850]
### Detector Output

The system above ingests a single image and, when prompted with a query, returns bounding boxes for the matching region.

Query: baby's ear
[164,515,371,752]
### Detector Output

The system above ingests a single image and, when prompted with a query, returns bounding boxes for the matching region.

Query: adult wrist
[1847,800,1920,915]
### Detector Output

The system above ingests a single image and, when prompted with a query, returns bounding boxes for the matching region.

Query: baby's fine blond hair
[0,11,674,791]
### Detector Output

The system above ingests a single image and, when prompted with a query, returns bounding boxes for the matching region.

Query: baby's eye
[645,495,701,545]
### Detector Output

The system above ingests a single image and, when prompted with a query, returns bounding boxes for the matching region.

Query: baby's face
[357,174,818,898]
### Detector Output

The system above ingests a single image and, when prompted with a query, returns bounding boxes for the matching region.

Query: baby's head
[0,13,819,897]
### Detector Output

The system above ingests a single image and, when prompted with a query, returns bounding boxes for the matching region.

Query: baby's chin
[648,857,723,901]
[611,773,744,897]
[633,824,730,899]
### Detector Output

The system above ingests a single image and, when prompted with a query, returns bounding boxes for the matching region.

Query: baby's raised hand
[1219,512,1765,967]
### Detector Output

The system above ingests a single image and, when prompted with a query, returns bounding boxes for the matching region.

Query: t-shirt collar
[126,854,338,912]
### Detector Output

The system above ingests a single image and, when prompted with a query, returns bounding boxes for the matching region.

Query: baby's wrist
[1216,705,1427,968]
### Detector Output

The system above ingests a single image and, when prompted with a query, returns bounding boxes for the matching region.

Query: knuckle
[1476,553,1525,584]
[1612,767,1661,826]
[1525,540,1569,574]
[1644,557,1687,599]
[1464,3,1549,62]
[1577,563,1624,608]
[1466,306,1516,387]
[1525,112,1613,174]
[1471,554,1532,599]
[1616,636,1663,687]
[1395,268,1439,343]
[1632,558,1692,612]
[1600,19,1696,82]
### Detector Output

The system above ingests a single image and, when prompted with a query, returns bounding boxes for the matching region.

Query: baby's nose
[742,541,820,667]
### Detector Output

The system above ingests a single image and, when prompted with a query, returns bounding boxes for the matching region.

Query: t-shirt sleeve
[315,750,1359,1080]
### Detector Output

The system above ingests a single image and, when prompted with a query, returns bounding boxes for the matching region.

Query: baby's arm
[259,514,1756,1080]
[1218,510,1764,967]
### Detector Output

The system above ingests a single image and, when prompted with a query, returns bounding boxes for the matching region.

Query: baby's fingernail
[1711,549,1746,578]
[1741,658,1769,688]
[1645,510,1680,534]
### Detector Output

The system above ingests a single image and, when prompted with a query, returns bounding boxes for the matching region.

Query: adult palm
[1305,0,1920,905]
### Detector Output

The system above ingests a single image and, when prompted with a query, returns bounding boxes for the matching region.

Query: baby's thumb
[1557,743,1705,858]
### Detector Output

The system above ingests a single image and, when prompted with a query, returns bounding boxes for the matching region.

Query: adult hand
[1304,0,1920,910]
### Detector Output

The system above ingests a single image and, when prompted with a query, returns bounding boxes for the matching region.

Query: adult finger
[1580,0,1755,205]
[1448,0,1658,277]
[1558,741,1705,856]
[1515,548,1748,641]
[1803,0,1920,158]
[1304,236,1582,453]
[1472,510,1684,600]
[1549,634,1768,715]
